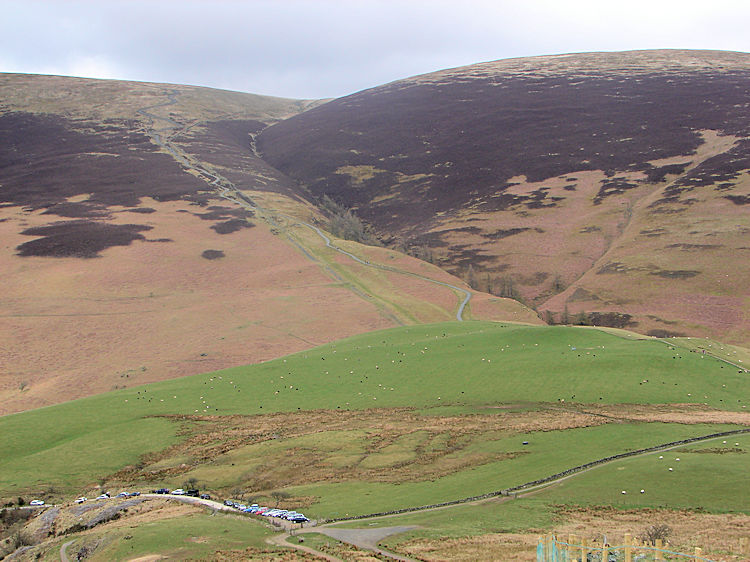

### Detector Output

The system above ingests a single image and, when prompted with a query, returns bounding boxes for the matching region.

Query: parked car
[75,497,87,504]
[153,488,169,494]
[96,493,110,500]
[289,515,309,522]
[116,492,129,497]
[199,494,210,500]
[224,499,235,506]
[29,500,45,506]
[128,492,141,497]
[171,489,186,495]
[186,489,200,497]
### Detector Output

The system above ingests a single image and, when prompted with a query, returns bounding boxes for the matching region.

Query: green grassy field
[34,510,275,561]
[1,321,748,517]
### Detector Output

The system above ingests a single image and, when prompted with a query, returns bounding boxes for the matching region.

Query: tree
[270,491,290,508]
[638,523,671,545]
[560,304,570,325]
[465,265,478,290]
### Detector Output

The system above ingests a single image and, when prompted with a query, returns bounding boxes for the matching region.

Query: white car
[171,489,186,495]
[75,497,87,504]
[96,493,110,500]
[29,500,45,506]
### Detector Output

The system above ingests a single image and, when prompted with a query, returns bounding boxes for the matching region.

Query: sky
[2,0,749,100]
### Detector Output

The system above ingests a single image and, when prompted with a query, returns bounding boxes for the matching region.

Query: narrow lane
[135,91,473,322]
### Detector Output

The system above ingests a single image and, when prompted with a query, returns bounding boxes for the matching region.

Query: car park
[29,500,45,506]
[75,497,87,504]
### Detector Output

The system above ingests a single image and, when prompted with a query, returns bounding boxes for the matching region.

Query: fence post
[624,533,633,562]
[581,537,588,562]
[602,541,609,562]
[569,534,577,561]
[695,546,702,557]
[654,538,663,561]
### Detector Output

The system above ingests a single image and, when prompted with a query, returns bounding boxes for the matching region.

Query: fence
[536,533,750,561]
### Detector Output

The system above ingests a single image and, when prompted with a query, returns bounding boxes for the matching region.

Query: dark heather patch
[259,62,750,235]
[202,249,225,260]
[450,226,483,235]
[640,228,667,237]
[666,243,722,250]
[650,268,700,279]
[648,329,687,338]
[725,194,750,205]
[563,184,577,191]
[593,177,639,204]
[643,162,690,183]
[16,221,152,258]
[587,312,637,329]
[195,205,254,221]
[580,225,601,233]
[568,288,601,302]
[483,227,530,239]
[0,112,207,211]
[145,238,173,243]
[597,262,629,274]
[211,218,254,234]
[647,314,679,325]
[41,202,109,219]
[122,207,157,214]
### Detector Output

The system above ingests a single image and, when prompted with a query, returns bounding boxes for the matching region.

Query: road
[136,91,473,323]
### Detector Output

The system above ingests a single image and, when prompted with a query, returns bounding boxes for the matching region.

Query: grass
[1,322,748,512]
[67,510,274,561]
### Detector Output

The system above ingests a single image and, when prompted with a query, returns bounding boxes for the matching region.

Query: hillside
[0,73,537,415]
[2,322,749,559]
[257,50,750,345]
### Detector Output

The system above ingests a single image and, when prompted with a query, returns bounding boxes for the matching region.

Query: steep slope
[257,50,750,344]
[0,74,537,415]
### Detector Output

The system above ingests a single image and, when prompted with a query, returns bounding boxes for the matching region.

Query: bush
[638,523,671,545]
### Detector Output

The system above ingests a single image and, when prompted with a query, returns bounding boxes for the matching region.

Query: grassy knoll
[29,508,276,561]
[1,322,748,511]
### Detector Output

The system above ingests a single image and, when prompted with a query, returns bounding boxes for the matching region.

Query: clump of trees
[320,195,380,246]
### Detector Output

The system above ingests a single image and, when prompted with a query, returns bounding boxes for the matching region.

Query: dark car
[153,488,169,494]
[224,499,234,506]
[186,489,200,497]
[200,494,210,500]
[129,492,141,497]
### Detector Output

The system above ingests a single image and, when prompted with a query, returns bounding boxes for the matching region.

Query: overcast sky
[2,0,749,100]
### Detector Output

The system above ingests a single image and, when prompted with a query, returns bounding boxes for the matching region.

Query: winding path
[136,91,473,322]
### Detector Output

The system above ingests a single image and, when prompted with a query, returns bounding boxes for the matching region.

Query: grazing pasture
[1,322,748,520]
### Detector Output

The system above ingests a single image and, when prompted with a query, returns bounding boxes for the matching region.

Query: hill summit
[258,49,750,343]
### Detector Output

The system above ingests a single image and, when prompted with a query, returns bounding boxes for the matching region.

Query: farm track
[136,91,473,323]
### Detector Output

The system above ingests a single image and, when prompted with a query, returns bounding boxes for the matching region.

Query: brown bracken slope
[257,49,750,345]
[0,73,536,415]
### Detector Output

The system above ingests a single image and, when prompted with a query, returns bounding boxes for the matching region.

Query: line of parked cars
[223,500,309,522]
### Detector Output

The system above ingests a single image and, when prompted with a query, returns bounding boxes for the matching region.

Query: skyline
[2,0,750,100]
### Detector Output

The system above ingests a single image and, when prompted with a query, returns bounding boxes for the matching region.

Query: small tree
[638,523,671,545]
[560,304,570,325]
[270,491,290,508]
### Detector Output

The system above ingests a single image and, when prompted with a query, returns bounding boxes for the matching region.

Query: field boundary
[325,427,750,523]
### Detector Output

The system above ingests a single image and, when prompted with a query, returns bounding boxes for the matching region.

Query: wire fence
[536,533,748,561]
